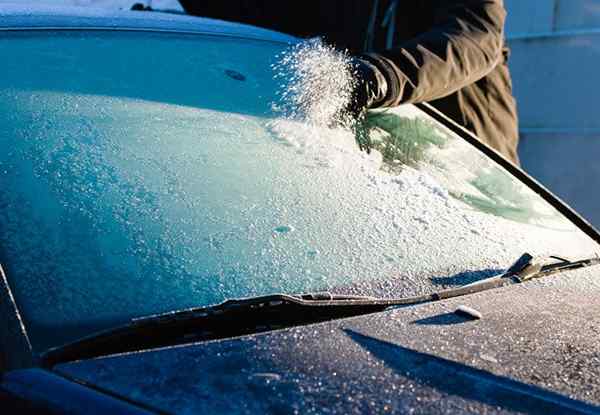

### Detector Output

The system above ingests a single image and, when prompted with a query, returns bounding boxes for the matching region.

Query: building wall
[505,0,600,132]
[505,0,600,34]
[504,0,600,229]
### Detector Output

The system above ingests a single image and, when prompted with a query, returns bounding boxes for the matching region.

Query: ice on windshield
[0,32,597,352]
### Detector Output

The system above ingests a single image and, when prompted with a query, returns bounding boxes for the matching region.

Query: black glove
[347,57,389,119]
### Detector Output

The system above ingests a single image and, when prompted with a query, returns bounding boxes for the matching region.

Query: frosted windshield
[0,31,597,352]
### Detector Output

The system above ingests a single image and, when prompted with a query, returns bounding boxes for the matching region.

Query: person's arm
[364,0,507,107]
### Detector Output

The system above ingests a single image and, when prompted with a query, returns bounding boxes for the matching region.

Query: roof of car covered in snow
[0,4,297,44]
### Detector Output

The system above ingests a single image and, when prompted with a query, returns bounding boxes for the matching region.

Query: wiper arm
[430,253,600,301]
[41,253,600,367]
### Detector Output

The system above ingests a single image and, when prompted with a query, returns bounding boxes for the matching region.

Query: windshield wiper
[41,253,600,367]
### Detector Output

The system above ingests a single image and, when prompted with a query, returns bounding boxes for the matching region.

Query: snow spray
[271,38,358,128]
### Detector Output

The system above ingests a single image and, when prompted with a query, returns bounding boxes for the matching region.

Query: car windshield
[0,30,598,353]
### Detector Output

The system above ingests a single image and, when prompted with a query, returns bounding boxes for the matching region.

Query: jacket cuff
[359,52,403,108]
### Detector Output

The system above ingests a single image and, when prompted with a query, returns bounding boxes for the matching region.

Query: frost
[0,30,597,353]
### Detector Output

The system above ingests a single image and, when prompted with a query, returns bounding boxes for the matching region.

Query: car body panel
[0,4,295,44]
[53,267,600,414]
[1,368,153,414]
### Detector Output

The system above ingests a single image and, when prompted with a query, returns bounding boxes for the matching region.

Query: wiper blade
[41,253,600,367]
[41,292,389,367]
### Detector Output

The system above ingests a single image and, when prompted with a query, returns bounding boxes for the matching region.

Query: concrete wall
[504,0,600,229]
[519,133,600,229]
[508,32,600,132]
[504,0,555,35]
[505,0,600,34]
[505,0,600,132]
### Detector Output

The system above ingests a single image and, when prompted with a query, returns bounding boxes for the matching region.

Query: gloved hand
[347,56,389,119]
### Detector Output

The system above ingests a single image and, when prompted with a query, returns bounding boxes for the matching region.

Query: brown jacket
[180,0,520,163]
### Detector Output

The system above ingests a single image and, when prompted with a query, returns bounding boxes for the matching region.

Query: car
[1,5,600,414]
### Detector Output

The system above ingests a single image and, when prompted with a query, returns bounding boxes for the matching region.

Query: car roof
[0,4,297,44]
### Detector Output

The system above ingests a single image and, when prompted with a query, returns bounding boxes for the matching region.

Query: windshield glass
[0,30,598,353]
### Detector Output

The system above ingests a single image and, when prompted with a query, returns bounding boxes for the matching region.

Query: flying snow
[271,38,358,128]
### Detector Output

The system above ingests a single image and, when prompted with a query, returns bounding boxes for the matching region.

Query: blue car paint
[1,368,153,414]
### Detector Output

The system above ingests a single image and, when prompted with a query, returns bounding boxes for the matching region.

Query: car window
[362,108,566,228]
[0,30,598,353]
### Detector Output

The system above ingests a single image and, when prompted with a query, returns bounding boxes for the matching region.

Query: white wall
[504,0,600,229]
[508,32,600,132]
[504,0,555,35]
[505,0,600,132]
[554,0,600,31]
[505,0,600,34]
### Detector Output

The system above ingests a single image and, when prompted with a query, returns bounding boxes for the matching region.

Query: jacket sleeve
[365,0,507,107]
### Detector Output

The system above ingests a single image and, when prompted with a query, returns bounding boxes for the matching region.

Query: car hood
[51,268,600,414]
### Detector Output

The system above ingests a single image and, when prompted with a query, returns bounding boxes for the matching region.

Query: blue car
[1,6,600,414]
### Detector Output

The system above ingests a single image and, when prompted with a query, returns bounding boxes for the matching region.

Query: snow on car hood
[54,267,600,414]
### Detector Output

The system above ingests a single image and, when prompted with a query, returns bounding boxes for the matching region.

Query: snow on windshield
[0,32,598,352]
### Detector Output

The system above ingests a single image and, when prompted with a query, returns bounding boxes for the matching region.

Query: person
[179,0,519,163]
